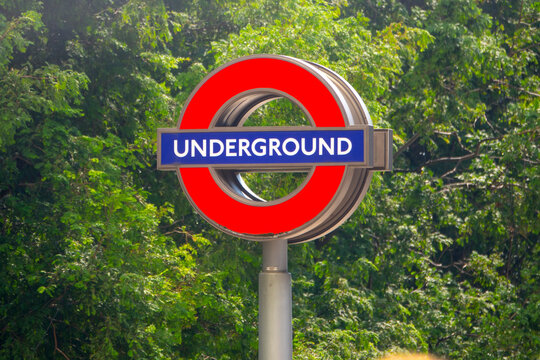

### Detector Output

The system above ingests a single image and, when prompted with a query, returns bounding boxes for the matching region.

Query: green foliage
[213,0,433,122]
[0,8,88,150]
[1,0,538,359]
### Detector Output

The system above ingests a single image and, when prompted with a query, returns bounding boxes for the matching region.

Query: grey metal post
[259,239,293,360]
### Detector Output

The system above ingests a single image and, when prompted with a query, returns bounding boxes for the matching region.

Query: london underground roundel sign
[158,55,392,244]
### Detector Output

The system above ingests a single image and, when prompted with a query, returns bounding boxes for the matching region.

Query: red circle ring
[176,55,372,243]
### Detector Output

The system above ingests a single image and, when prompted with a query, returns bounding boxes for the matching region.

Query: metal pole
[259,239,292,360]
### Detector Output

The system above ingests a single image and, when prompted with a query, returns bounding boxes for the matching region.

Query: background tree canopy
[0,0,538,359]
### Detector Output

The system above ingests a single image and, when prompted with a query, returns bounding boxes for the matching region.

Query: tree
[0,1,205,358]
[1,0,538,359]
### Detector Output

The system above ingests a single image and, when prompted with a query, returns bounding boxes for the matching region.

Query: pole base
[258,271,293,360]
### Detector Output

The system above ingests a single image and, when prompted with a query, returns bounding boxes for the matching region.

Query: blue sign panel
[159,129,365,167]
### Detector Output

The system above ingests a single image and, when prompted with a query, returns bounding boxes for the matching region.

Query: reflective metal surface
[167,54,392,243]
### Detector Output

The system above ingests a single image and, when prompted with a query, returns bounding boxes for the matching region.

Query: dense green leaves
[1,0,538,359]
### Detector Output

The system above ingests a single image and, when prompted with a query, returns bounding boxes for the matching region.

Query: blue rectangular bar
[159,129,365,167]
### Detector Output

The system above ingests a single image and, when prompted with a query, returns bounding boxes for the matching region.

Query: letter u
[301,138,317,156]
[174,139,189,157]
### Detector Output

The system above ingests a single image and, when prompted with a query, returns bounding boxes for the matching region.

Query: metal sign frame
[157,54,392,244]
[157,125,372,169]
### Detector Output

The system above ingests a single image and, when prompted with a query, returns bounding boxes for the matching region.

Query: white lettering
[269,138,282,156]
[283,138,300,156]
[191,139,207,157]
[252,138,266,156]
[301,138,316,155]
[238,139,251,156]
[226,138,237,156]
[172,135,352,160]
[337,137,352,155]
[210,139,224,157]
[318,137,334,155]
[174,139,189,158]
